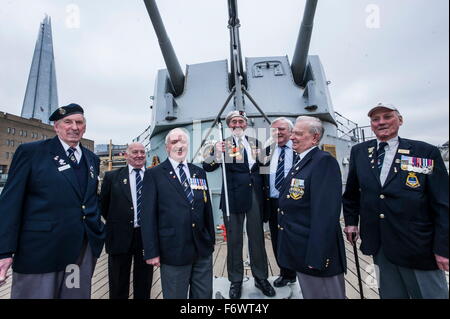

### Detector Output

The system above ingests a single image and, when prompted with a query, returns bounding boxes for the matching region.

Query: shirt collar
[128,164,145,175]
[377,136,399,148]
[168,157,188,171]
[298,145,317,161]
[278,140,292,150]
[233,134,247,144]
[58,137,81,153]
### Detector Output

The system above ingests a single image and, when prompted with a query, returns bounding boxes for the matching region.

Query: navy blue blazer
[0,137,105,274]
[343,137,449,270]
[140,159,215,266]
[277,147,346,277]
[100,166,137,255]
[202,136,265,215]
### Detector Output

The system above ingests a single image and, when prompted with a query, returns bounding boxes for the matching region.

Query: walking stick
[217,121,231,222]
[352,232,365,299]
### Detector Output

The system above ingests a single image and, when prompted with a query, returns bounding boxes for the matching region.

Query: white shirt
[58,137,82,163]
[168,157,192,183]
[377,136,399,186]
[233,135,256,170]
[128,165,145,228]
[269,140,294,198]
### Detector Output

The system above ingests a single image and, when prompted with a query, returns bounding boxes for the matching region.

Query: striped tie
[134,168,142,226]
[377,142,388,175]
[178,163,194,204]
[275,146,286,192]
[293,153,300,166]
[67,147,77,164]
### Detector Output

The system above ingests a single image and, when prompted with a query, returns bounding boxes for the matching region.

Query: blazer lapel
[119,166,133,204]
[383,137,412,188]
[280,147,317,195]
[162,159,190,204]
[366,139,381,186]
[49,137,82,200]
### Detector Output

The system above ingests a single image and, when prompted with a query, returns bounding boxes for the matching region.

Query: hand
[215,141,225,154]
[146,256,160,267]
[0,258,13,286]
[435,254,449,272]
[343,226,359,245]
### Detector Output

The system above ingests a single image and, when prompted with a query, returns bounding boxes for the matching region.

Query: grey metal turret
[141,0,358,228]
[291,0,318,87]
[143,0,185,96]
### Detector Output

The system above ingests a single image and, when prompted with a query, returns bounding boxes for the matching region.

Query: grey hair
[295,116,325,142]
[271,117,294,131]
[165,127,190,145]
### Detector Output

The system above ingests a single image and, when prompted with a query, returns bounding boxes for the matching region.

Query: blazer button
[82,205,86,210]
[379,214,385,219]
[131,207,134,210]
[82,216,86,220]
[192,223,196,228]
[380,194,385,199]
[249,184,252,187]
[277,208,280,212]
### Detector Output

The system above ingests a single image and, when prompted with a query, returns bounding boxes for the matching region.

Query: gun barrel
[291,0,318,87]
[143,0,185,96]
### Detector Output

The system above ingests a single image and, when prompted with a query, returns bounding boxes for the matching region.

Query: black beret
[49,103,84,122]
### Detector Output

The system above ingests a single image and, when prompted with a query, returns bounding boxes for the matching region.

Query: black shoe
[229,282,242,299]
[254,278,276,297]
[273,276,296,288]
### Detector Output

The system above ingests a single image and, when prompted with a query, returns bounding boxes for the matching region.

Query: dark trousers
[268,198,296,280]
[223,189,269,283]
[108,228,154,299]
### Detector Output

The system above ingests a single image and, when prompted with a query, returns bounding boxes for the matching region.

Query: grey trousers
[11,240,96,299]
[374,248,449,299]
[297,272,346,299]
[160,254,213,299]
[223,190,269,283]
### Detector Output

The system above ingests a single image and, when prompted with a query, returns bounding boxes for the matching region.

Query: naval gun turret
[142,0,356,225]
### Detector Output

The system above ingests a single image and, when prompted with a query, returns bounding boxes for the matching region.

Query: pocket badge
[289,186,304,200]
[405,172,420,188]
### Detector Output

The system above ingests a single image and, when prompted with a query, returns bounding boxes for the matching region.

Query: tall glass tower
[21,16,58,124]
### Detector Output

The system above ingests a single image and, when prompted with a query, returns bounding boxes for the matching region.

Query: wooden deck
[1,220,447,299]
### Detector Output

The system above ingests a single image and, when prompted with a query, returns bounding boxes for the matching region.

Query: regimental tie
[275,145,286,192]
[293,152,300,166]
[377,142,388,175]
[134,168,142,226]
[67,147,78,164]
[178,163,194,204]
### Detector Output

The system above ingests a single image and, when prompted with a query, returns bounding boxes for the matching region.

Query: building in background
[21,15,58,125]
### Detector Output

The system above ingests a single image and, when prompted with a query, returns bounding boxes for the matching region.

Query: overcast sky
[0,0,448,146]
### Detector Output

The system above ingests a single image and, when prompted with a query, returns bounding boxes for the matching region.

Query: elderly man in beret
[203,110,275,299]
[0,104,105,299]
